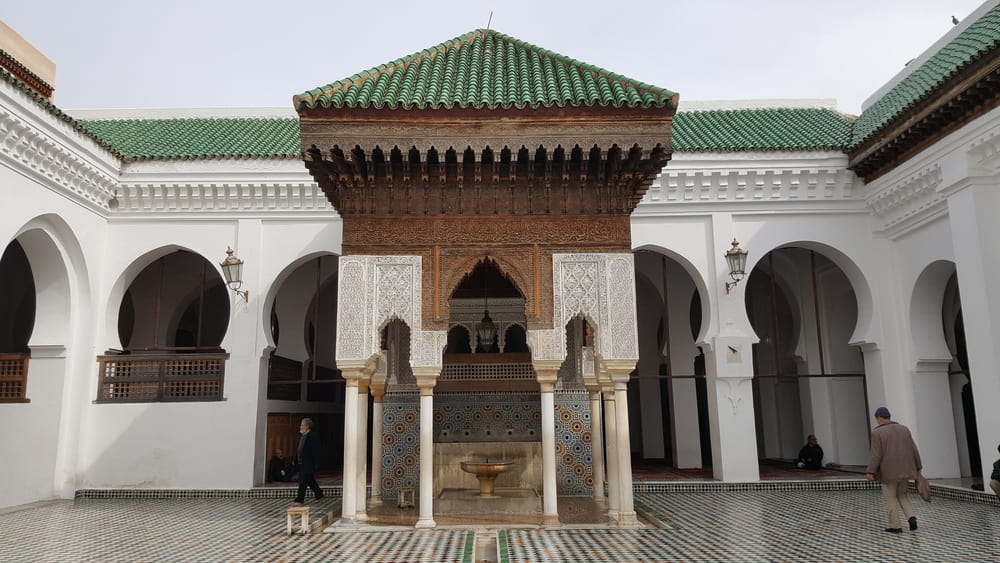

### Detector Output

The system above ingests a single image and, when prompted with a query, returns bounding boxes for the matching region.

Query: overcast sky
[2,0,989,116]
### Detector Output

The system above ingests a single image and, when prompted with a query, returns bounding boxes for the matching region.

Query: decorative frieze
[343,214,631,249]
[968,128,1000,175]
[642,167,856,205]
[865,165,944,232]
[113,182,333,214]
[0,105,118,212]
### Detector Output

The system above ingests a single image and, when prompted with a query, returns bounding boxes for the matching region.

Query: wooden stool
[397,488,416,508]
[286,506,310,535]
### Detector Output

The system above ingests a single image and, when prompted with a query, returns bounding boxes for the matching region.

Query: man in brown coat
[866,406,922,534]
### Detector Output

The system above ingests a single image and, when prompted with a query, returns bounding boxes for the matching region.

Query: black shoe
[908,517,917,531]
[884,528,903,534]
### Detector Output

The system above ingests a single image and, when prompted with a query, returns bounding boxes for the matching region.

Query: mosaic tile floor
[1,490,999,562]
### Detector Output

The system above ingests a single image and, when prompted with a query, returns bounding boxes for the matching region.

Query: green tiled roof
[77,118,301,161]
[294,29,677,111]
[852,4,1000,147]
[673,108,855,152]
[75,108,857,160]
[1,68,125,159]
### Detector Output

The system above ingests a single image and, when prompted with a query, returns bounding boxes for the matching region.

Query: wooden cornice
[303,142,671,216]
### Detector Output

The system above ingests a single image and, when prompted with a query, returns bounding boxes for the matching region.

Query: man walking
[865,407,922,534]
[292,418,324,505]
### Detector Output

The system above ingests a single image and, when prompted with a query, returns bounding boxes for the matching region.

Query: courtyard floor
[1,485,999,562]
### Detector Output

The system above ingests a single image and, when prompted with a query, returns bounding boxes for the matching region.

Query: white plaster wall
[0,99,108,507]
[75,215,342,490]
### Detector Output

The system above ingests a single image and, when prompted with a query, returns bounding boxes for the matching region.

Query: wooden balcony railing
[0,353,30,403]
[96,352,228,403]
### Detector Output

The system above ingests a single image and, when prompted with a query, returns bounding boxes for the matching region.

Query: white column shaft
[541,389,559,519]
[340,382,359,523]
[615,383,636,524]
[370,400,384,504]
[589,391,606,501]
[415,393,436,527]
[603,395,620,515]
[355,389,369,518]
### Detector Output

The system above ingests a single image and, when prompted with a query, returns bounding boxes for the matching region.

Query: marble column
[612,377,637,525]
[541,389,560,524]
[588,388,606,502]
[538,367,560,526]
[414,369,438,528]
[355,381,369,520]
[602,385,620,520]
[369,385,385,506]
[338,374,361,526]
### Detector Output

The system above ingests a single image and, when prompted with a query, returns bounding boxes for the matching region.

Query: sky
[2,0,990,116]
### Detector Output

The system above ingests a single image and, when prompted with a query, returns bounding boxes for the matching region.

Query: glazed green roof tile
[77,118,301,161]
[851,4,1000,147]
[0,68,125,159]
[294,29,677,111]
[75,108,854,160]
[673,108,855,152]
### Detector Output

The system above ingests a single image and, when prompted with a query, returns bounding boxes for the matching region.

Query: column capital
[603,359,635,381]
[412,366,440,395]
[533,360,560,392]
[358,380,370,394]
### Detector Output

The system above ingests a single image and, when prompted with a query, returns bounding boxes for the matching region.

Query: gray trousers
[881,479,914,529]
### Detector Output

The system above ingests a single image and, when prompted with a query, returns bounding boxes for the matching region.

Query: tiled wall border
[75,486,344,500]
[74,480,1000,506]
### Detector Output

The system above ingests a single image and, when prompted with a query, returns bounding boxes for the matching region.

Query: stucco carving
[644,167,857,205]
[546,253,638,362]
[336,257,370,361]
[0,102,118,212]
[969,128,1000,175]
[865,164,944,231]
[337,255,446,367]
[114,182,334,215]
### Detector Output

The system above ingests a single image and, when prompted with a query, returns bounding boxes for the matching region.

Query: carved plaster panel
[411,329,448,368]
[336,256,371,362]
[547,253,638,362]
[605,254,640,359]
[337,254,447,367]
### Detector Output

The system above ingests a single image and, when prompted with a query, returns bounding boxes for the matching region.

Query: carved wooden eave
[849,48,1000,182]
[297,105,674,219]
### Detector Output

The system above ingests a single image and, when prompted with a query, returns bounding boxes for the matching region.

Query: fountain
[460,460,514,497]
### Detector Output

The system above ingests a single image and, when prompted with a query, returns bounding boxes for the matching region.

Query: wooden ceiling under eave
[848,51,1000,183]
[297,104,675,217]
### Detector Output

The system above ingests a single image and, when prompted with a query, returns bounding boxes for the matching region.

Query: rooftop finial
[486,11,493,32]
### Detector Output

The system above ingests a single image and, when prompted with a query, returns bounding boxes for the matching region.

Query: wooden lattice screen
[0,353,29,403]
[96,353,228,402]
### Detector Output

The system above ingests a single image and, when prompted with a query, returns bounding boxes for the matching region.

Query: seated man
[268,449,291,483]
[797,434,824,470]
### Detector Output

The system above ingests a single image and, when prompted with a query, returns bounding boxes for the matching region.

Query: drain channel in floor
[472,530,499,563]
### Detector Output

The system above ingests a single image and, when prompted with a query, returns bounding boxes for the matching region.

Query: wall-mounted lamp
[724,239,748,294]
[220,247,249,302]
